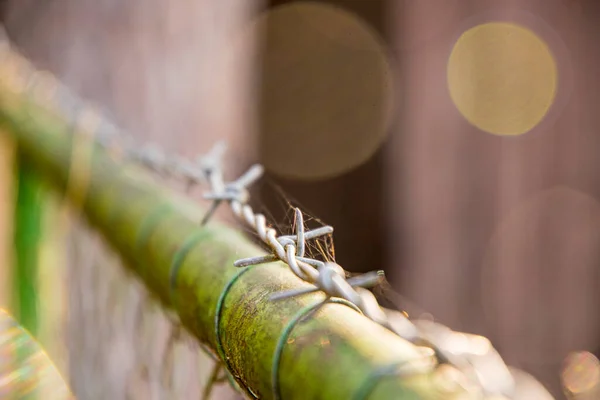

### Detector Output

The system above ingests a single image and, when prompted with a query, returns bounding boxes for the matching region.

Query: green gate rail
[0,49,475,400]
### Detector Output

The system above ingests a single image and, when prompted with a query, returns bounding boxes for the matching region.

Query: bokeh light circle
[447,22,558,136]
[255,2,395,180]
[562,351,600,395]
[481,187,600,367]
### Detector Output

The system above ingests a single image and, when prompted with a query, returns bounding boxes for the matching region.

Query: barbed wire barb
[196,142,264,226]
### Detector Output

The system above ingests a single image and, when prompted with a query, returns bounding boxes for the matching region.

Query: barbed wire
[0,34,530,399]
[92,109,518,399]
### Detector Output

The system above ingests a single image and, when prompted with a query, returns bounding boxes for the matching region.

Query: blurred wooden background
[1,0,600,398]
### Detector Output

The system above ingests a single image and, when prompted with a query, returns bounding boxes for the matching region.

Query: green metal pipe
[0,60,469,399]
[12,151,43,337]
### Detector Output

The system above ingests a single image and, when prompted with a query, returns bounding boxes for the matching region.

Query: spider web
[244,175,431,322]
[245,175,337,264]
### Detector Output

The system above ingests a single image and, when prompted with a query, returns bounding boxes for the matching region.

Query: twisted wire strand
[0,40,521,398]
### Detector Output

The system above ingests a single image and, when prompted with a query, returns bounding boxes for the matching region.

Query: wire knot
[316,262,346,296]
[195,142,264,225]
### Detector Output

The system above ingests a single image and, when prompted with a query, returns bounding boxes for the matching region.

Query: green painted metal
[12,149,43,337]
[11,148,47,400]
[0,76,471,399]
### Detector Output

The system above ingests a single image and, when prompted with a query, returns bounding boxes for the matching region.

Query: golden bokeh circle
[447,22,558,136]
[481,187,600,367]
[562,351,600,395]
[256,2,394,180]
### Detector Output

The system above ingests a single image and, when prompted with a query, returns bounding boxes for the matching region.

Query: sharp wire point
[200,200,222,226]
[269,286,318,301]
[234,254,278,268]
[295,208,305,258]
